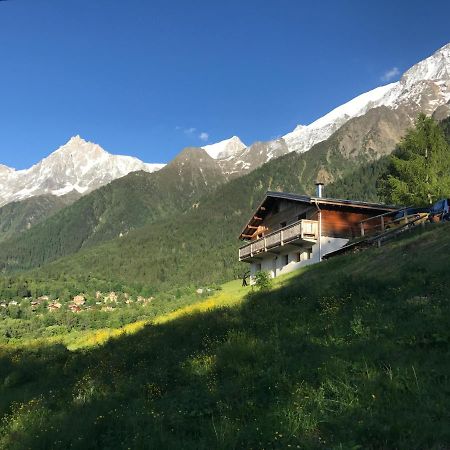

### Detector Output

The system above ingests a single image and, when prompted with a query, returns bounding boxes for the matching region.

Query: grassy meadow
[0,223,449,449]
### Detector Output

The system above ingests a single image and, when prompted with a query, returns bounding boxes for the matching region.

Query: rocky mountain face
[0,136,165,207]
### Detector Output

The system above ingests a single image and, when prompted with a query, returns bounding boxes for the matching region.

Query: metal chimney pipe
[315,182,324,198]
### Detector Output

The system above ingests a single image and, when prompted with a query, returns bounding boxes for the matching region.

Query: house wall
[251,200,387,240]
[253,201,315,238]
[249,235,348,283]
[319,209,384,238]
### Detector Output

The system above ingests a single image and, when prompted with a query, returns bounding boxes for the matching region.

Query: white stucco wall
[249,236,348,282]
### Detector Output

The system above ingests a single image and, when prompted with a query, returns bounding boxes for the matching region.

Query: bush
[254,271,272,291]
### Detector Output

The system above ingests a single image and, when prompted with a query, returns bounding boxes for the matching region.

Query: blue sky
[0,0,449,168]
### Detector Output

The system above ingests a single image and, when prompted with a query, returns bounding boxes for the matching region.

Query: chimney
[315,182,324,198]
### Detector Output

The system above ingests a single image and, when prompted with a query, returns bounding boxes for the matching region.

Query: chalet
[238,184,397,281]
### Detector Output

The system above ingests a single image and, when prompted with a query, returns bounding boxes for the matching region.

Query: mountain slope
[0,147,225,272]
[0,136,165,207]
[0,194,79,243]
[219,42,450,175]
[1,224,449,449]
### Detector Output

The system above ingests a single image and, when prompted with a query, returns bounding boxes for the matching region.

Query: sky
[0,0,449,169]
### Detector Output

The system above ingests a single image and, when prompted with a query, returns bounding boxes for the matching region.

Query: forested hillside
[0,148,225,273]
[0,194,79,243]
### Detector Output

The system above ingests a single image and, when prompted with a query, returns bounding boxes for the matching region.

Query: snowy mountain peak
[400,42,450,87]
[0,164,14,174]
[67,135,86,144]
[0,138,165,206]
[202,136,246,160]
[54,135,106,157]
[282,42,450,154]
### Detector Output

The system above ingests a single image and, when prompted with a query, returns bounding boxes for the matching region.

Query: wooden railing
[239,219,318,260]
[358,206,410,237]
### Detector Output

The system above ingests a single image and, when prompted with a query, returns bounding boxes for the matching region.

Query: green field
[1,222,449,449]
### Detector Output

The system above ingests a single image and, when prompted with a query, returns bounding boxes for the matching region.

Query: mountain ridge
[1,42,449,208]
[0,136,165,207]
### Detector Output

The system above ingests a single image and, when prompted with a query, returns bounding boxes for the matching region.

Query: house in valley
[238,185,397,281]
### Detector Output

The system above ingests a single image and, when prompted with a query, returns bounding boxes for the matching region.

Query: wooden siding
[250,201,315,240]
[321,210,376,238]
[243,197,395,241]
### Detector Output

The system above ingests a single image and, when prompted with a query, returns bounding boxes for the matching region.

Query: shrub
[254,271,272,292]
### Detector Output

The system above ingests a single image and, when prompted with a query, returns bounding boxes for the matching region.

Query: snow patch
[202,136,246,159]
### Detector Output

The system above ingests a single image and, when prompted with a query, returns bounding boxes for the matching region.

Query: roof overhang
[238,191,399,240]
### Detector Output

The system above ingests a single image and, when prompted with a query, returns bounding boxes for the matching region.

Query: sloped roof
[239,191,398,240]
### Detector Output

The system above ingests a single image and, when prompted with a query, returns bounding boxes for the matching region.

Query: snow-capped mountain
[282,42,450,154]
[282,84,397,154]
[2,43,449,206]
[216,42,450,175]
[0,136,165,207]
[202,136,246,159]
[0,164,14,175]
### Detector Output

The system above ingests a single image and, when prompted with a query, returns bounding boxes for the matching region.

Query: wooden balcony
[239,219,318,261]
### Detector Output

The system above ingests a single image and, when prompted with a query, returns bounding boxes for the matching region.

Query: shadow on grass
[1,224,450,449]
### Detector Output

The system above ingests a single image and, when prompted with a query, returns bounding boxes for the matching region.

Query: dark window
[280,221,287,228]
[297,212,307,221]
[255,263,262,272]
[296,252,301,262]
[283,254,289,266]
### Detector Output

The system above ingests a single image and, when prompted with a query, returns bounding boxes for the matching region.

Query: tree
[379,114,450,206]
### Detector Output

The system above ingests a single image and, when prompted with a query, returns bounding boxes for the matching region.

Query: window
[296,252,301,262]
[280,221,287,228]
[255,263,262,272]
[283,254,289,266]
[297,212,307,221]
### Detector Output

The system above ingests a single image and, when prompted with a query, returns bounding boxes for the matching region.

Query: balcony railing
[239,219,318,260]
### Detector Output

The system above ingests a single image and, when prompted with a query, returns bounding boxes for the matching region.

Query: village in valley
[0,291,155,314]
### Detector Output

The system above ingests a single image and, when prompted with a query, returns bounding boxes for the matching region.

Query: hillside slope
[1,223,449,449]
[0,194,80,243]
[0,148,225,272]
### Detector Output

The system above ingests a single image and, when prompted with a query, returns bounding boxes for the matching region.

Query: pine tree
[379,114,450,206]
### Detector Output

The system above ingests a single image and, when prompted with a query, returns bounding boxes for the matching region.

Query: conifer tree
[379,114,450,205]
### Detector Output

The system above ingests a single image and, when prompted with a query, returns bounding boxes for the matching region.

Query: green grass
[0,223,449,449]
